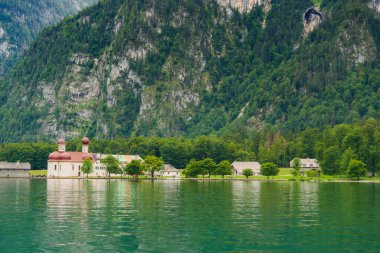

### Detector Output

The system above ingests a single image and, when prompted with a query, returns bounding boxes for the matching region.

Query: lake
[0,179,379,252]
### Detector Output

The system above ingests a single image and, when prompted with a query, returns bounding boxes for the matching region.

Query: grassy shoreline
[28,169,380,182]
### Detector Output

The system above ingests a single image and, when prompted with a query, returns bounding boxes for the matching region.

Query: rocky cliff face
[0,0,97,75]
[218,0,270,12]
[303,8,323,36]
[0,0,379,142]
[369,0,380,13]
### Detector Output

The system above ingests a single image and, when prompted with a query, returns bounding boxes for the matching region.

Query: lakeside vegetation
[5,119,380,180]
[28,168,380,182]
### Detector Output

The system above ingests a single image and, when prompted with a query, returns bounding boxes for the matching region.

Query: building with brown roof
[231,161,261,175]
[47,137,95,177]
[290,158,319,171]
[159,164,181,178]
[0,161,31,178]
[48,137,144,177]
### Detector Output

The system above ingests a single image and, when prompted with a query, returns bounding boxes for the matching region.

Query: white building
[92,154,143,177]
[290,158,319,171]
[231,161,261,175]
[0,162,31,178]
[48,137,144,178]
[48,137,94,178]
[159,164,181,178]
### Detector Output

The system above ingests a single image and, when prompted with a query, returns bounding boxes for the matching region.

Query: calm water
[0,179,379,252]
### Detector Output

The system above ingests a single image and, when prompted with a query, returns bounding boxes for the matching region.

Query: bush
[306,170,318,177]
[242,169,253,179]
[291,169,300,177]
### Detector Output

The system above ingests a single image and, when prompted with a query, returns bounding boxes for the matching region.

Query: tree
[347,160,367,180]
[198,158,217,178]
[368,145,380,177]
[340,147,357,174]
[124,160,143,180]
[144,155,164,178]
[101,155,120,177]
[159,141,190,169]
[243,169,253,179]
[291,158,301,177]
[320,146,340,175]
[184,159,202,178]
[104,147,112,155]
[81,158,94,178]
[214,160,232,178]
[260,162,280,179]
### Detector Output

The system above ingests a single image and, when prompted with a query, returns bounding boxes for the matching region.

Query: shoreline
[9,176,380,183]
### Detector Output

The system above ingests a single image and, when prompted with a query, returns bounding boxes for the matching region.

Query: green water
[0,179,379,252]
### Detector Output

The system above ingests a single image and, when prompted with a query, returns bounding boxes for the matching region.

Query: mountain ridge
[0,0,379,142]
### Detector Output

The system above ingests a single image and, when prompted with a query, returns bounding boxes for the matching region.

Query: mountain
[0,0,97,75]
[0,0,379,142]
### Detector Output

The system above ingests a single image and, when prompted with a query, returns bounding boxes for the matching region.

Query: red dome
[82,137,89,145]
[82,153,93,160]
[60,152,72,160]
[48,152,60,160]
[48,151,72,160]
[58,138,66,145]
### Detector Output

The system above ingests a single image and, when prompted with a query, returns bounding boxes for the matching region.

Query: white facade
[48,138,144,178]
[48,161,84,178]
[231,161,261,175]
[159,164,181,178]
[290,158,319,171]
[91,154,144,177]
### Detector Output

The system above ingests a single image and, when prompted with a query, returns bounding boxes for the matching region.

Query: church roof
[48,152,94,162]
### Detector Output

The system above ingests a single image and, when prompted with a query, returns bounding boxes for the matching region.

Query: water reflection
[45,179,140,251]
[1,179,380,252]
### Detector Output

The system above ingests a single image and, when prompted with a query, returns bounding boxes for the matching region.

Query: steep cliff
[0,0,97,75]
[0,0,379,141]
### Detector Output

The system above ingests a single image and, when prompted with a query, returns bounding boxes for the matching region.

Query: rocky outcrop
[337,23,377,67]
[303,8,323,36]
[218,0,271,13]
[0,0,97,75]
[369,0,380,13]
[0,0,379,141]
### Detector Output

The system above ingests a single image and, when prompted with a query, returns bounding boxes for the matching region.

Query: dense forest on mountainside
[2,119,379,177]
[0,0,97,75]
[0,0,379,142]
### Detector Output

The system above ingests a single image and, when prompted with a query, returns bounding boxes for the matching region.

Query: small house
[231,161,261,175]
[0,162,31,178]
[290,158,319,171]
[159,164,181,178]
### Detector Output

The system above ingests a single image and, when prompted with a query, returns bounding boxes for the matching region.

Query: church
[47,137,143,178]
[47,137,94,177]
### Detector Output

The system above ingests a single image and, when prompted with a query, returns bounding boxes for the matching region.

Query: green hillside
[0,0,379,142]
[0,0,97,75]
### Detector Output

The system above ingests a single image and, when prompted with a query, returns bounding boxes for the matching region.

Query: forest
[0,0,379,141]
[1,119,379,177]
